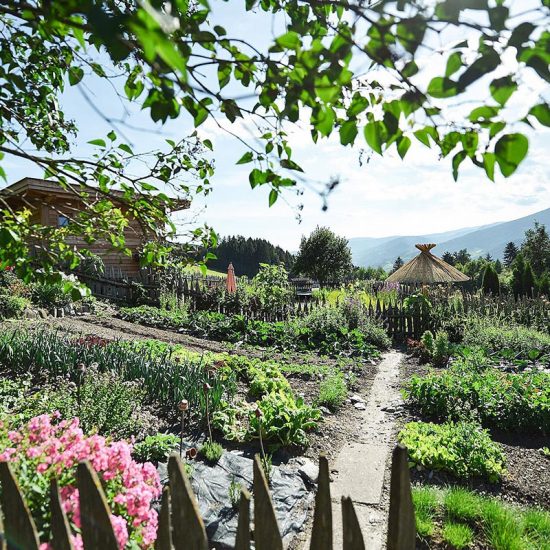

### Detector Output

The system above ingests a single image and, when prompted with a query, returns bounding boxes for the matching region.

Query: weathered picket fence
[0,445,415,550]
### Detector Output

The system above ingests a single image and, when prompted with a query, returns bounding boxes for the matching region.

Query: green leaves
[490,76,517,106]
[275,31,301,50]
[427,77,458,98]
[529,104,550,127]
[397,136,411,159]
[494,134,528,177]
[339,120,358,145]
[364,121,382,154]
[236,151,254,165]
[68,66,84,86]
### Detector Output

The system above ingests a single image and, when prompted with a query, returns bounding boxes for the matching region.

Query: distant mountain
[349,208,550,269]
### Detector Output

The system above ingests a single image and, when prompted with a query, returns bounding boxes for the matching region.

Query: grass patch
[317,371,347,410]
[442,521,474,549]
[412,486,550,549]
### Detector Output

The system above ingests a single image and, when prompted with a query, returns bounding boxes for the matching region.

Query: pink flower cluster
[0,414,161,548]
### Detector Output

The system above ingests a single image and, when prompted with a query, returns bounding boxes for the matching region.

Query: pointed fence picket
[0,444,415,550]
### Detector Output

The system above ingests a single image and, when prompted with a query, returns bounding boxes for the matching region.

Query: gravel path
[301,350,405,549]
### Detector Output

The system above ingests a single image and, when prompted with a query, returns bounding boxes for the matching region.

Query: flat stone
[319,406,332,415]
[331,443,387,505]
[354,402,366,410]
[350,394,364,404]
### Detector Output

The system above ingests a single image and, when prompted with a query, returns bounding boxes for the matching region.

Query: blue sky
[4,0,550,252]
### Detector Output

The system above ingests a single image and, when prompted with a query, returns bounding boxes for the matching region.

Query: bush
[0,413,161,547]
[133,433,179,463]
[200,441,224,463]
[30,281,72,309]
[463,317,550,357]
[406,363,550,433]
[0,294,30,319]
[399,421,506,482]
[12,368,159,441]
[317,371,347,410]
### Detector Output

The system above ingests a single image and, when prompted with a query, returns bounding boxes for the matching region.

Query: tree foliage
[0,0,549,283]
[503,241,519,267]
[206,235,294,277]
[293,226,353,285]
[521,222,550,277]
[481,263,500,295]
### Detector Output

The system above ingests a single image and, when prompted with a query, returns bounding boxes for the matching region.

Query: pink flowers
[0,413,161,548]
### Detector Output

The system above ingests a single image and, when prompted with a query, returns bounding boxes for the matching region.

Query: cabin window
[57,215,69,227]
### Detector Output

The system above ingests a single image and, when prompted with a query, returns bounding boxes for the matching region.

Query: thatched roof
[386,244,470,284]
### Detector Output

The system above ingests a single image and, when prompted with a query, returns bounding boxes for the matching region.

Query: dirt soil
[399,355,550,510]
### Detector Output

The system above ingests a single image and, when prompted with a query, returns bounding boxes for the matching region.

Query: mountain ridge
[349,208,550,269]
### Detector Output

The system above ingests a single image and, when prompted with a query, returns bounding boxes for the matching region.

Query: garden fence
[0,445,415,550]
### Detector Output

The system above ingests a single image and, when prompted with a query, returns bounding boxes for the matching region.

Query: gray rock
[354,402,367,410]
[319,406,332,415]
[298,458,319,484]
[350,394,364,404]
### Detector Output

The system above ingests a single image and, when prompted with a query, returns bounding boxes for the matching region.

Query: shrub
[406,363,550,433]
[30,281,72,309]
[200,441,223,463]
[317,371,347,410]
[0,294,30,319]
[13,368,159,441]
[399,421,506,482]
[133,433,179,463]
[463,316,550,357]
[0,413,161,547]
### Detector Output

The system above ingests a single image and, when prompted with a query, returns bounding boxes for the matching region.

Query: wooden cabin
[0,178,190,278]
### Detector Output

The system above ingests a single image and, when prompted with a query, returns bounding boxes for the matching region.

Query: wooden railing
[0,445,415,550]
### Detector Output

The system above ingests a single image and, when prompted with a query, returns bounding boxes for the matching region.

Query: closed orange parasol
[226,263,237,293]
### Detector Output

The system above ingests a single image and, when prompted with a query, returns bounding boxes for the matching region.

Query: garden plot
[398,318,550,549]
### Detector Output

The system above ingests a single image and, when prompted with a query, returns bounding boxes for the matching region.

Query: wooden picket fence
[0,445,415,550]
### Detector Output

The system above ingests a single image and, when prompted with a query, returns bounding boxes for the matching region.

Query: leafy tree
[494,259,503,274]
[293,227,353,286]
[206,235,294,278]
[523,261,536,298]
[503,242,519,268]
[538,271,550,297]
[482,264,499,295]
[521,223,550,277]
[1,0,549,287]
[453,249,472,266]
[353,266,387,281]
[392,257,404,273]
[441,252,455,266]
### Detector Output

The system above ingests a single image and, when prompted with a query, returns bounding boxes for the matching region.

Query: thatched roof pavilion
[386,244,470,284]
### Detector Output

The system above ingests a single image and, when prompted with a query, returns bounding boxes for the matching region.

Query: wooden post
[155,486,172,550]
[77,462,118,550]
[253,454,282,550]
[0,462,39,550]
[309,455,332,550]
[168,454,208,550]
[341,497,365,550]
[235,488,251,550]
[386,444,415,550]
[50,478,74,550]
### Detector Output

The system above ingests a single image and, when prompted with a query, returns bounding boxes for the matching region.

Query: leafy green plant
[0,329,236,423]
[249,391,321,447]
[14,368,159,441]
[132,433,179,463]
[0,294,30,319]
[30,281,73,309]
[317,371,347,410]
[406,363,550,433]
[228,476,242,509]
[246,361,291,398]
[399,421,506,482]
[199,441,223,463]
